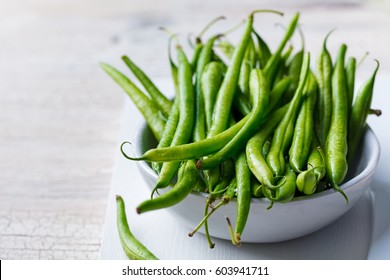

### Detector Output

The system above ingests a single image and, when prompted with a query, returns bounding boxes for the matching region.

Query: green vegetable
[116,196,158,260]
[324,44,349,202]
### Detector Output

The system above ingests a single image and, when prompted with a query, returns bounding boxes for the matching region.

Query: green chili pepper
[234,152,251,245]
[251,178,264,198]
[272,45,293,89]
[345,56,357,118]
[122,56,173,118]
[348,60,380,163]
[197,55,225,192]
[202,61,225,130]
[289,71,318,173]
[190,39,203,72]
[264,76,292,116]
[209,159,235,195]
[153,47,195,192]
[263,12,299,83]
[296,135,326,195]
[324,44,349,202]
[116,195,158,260]
[296,168,317,195]
[199,15,266,193]
[121,113,251,163]
[285,49,304,102]
[246,104,289,189]
[198,68,270,170]
[266,52,311,177]
[193,35,221,142]
[315,30,334,147]
[200,11,281,197]
[262,163,296,203]
[252,28,272,69]
[136,160,199,214]
[208,10,283,137]
[151,95,180,174]
[239,37,256,103]
[100,63,165,141]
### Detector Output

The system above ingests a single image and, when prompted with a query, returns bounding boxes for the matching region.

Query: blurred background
[0,0,389,259]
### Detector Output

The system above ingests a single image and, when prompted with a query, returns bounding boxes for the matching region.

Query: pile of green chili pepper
[102,10,381,254]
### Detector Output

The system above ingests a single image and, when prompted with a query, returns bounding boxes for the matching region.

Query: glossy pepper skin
[289,72,318,173]
[262,163,297,203]
[347,60,380,163]
[136,160,199,214]
[324,44,349,202]
[296,135,326,195]
[315,31,334,147]
[153,47,195,192]
[116,196,158,260]
[198,68,270,170]
[246,104,289,189]
[266,52,311,177]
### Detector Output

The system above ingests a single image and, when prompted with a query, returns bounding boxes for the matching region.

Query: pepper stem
[226,217,239,246]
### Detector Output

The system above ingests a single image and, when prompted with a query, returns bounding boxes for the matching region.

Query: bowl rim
[132,122,380,206]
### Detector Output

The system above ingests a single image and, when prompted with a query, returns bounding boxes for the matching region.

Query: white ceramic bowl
[133,122,380,243]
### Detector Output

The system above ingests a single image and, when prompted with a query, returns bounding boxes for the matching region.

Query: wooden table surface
[1,0,389,259]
